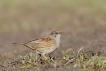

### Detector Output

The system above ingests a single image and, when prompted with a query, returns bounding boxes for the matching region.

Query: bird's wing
[24,37,56,50]
[32,37,53,43]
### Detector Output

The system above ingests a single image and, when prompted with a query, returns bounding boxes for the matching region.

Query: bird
[13,31,62,60]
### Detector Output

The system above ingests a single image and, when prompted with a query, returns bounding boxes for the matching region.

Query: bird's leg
[35,52,38,60]
[33,51,38,61]
[42,54,48,60]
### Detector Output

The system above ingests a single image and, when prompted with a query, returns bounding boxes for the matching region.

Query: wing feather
[24,37,56,50]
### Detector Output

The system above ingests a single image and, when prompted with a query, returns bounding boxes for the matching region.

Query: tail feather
[13,43,24,45]
[13,42,35,50]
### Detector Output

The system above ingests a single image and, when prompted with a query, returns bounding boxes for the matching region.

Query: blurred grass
[0,0,106,33]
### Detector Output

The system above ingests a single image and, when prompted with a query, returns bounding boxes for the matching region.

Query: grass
[9,47,106,70]
[61,48,73,65]
[19,52,37,68]
[74,48,106,70]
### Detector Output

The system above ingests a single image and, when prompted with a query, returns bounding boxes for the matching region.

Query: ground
[0,0,106,71]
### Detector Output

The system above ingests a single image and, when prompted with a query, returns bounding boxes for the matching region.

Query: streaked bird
[13,31,62,59]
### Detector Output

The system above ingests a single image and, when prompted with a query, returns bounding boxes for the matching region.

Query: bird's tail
[13,42,35,50]
[13,43,25,45]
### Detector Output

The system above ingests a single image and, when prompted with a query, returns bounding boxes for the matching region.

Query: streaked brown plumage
[13,31,62,59]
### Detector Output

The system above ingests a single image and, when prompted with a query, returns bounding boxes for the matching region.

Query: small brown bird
[13,31,62,59]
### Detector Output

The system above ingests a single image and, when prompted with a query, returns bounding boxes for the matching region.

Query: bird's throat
[55,36,60,47]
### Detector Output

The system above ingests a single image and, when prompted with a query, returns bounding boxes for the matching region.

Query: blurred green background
[0,0,106,65]
[1,1,106,70]
[0,0,106,33]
